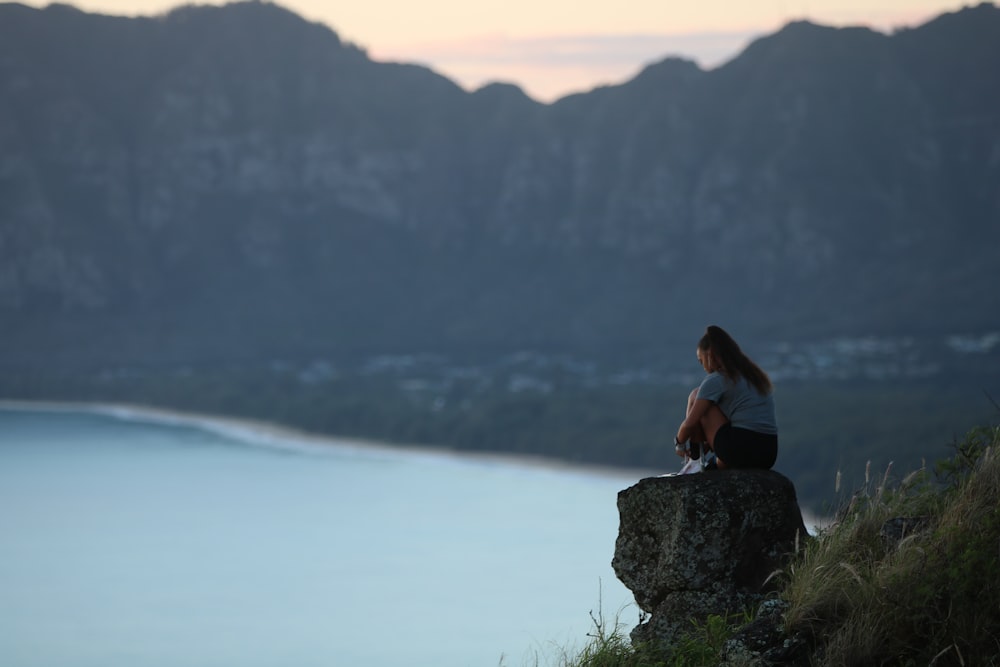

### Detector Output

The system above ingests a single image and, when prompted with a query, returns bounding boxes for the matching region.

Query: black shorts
[713,423,778,470]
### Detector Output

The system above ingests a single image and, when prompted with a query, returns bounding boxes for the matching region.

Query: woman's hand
[674,437,689,459]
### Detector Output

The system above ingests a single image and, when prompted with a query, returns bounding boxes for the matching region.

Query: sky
[24,0,974,101]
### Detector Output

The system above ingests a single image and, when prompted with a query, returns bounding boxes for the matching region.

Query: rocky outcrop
[612,470,808,647]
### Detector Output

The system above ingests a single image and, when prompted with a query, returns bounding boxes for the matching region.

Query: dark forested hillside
[2,1,999,365]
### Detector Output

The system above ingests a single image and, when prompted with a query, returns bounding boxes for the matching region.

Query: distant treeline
[3,367,996,512]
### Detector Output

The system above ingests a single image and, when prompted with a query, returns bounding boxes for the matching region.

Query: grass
[506,610,737,667]
[545,420,1000,667]
[780,422,1000,666]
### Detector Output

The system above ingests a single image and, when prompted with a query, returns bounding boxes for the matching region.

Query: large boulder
[612,470,808,647]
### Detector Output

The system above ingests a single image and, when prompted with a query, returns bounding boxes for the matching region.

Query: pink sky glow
[21,0,977,102]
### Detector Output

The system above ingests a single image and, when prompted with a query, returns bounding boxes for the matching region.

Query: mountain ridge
[1,1,998,367]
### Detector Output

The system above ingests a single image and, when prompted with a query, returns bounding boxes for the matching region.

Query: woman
[675,325,778,470]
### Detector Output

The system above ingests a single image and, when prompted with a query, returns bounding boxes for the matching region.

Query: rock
[612,470,808,647]
[720,599,812,667]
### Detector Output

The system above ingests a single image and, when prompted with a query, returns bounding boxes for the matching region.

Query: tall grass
[781,423,1000,666]
[549,610,737,667]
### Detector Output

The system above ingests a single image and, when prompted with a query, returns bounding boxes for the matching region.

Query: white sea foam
[2,399,429,460]
[0,400,652,481]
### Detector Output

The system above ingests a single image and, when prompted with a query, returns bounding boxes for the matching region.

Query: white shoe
[678,457,703,474]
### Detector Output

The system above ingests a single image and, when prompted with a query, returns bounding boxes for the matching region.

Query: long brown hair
[698,325,772,395]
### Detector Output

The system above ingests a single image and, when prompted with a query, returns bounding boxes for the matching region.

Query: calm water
[0,406,640,667]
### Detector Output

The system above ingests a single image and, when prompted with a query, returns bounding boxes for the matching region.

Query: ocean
[0,405,642,667]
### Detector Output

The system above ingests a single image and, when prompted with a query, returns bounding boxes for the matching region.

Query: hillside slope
[1,2,998,367]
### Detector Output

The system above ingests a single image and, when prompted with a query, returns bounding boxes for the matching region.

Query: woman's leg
[685,388,707,444]
[700,406,728,449]
[692,394,728,466]
[686,389,729,460]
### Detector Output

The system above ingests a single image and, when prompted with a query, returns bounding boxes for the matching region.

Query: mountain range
[1,1,999,370]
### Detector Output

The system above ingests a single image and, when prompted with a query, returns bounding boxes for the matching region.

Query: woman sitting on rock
[675,325,778,470]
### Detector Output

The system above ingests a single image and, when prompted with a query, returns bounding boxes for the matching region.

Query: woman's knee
[700,405,729,443]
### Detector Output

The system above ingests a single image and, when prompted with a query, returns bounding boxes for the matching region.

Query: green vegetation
[544,421,1000,666]
[499,607,738,667]
[1,365,995,512]
[509,609,743,667]
[781,422,1000,666]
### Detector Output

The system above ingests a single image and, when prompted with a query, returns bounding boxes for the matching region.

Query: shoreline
[0,398,659,482]
[0,398,831,529]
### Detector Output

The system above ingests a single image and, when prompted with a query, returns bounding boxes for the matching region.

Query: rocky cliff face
[1,2,998,365]
[612,471,808,647]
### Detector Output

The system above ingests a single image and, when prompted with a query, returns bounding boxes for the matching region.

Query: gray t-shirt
[696,371,777,435]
